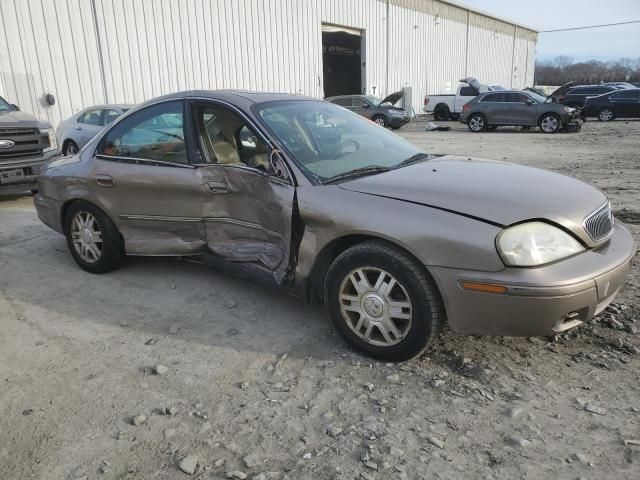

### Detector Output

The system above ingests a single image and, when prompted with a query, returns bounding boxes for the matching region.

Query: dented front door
[196,164,295,282]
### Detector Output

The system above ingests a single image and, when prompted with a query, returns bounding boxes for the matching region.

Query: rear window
[459,86,477,96]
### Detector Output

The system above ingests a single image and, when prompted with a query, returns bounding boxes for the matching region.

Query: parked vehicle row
[423,77,506,120]
[32,90,636,361]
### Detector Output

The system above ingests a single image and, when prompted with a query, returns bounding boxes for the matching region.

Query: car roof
[146,90,318,107]
[82,104,133,110]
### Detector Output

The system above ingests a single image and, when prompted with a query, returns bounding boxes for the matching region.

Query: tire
[467,113,487,132]
[539,113,561,133]
[324,241,443,361]
[598,107,614,122]
[433,105,450,121]
[63,140,79,156]
[64,200,124,274]
[372,115,387,127]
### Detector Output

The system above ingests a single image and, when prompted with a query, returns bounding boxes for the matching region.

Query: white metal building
[0,0,537,126]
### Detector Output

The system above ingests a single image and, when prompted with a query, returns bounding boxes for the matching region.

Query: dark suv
[0,96,59,194]
[555,85,621,108]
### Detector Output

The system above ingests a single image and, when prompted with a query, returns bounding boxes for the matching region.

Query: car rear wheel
[372,115,387,127]
[63,140,79,156]
[467,113,487,132]
[433,106,450,121]
[539,113,561,133]
[64,201,124,274]
[325,241,443,361]
[598,107,614,122]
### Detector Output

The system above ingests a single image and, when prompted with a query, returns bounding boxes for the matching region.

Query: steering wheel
[337,139,360,156]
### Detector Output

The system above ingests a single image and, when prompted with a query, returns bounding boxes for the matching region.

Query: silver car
[56,105,131,155]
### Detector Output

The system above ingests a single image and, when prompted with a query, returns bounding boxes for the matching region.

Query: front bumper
[388,115,410,127]
[0,151,59,192]
[429,221,637,336]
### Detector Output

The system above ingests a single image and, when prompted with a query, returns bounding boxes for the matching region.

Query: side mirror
[362,104,370,109]
[525,99,534,105]
[10,104,19,111]
[269,149,289,181]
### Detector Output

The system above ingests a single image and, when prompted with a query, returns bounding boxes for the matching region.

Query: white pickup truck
[423,77,506,120]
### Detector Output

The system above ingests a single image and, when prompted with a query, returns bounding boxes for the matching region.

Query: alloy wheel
[599,108,613,121]
[540,115,559,133]
[71,211,103,263]
[469,115,484,131]
[339,267,413,347]
[374,116,386,127]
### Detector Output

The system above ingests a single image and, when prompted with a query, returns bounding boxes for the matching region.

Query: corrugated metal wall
[0,0,537,126]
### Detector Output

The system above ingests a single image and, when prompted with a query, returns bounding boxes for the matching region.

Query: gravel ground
[0,119,638,480]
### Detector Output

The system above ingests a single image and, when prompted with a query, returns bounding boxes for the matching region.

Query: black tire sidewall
[325,242,441,361]
[64,201,123,273]
[434,107,449,121]
[64,141,79,156]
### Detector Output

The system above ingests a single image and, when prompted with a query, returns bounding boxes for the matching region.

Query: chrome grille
[0,127,44,162]
[584,203,614,242]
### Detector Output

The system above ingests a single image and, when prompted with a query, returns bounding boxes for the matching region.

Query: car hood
[0,110,50,129]
[548,81,576,101]
[338,155,607,244]
[379,91,403,106]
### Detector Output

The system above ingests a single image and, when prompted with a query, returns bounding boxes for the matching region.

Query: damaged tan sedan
[35,91,636,360]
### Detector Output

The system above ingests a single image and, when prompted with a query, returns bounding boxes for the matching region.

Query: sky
[457,0,640,62]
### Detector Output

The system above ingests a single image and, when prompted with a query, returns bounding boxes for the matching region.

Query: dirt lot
[1,120,639,480]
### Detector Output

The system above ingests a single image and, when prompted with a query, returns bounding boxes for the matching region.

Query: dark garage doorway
[322,24,364,98]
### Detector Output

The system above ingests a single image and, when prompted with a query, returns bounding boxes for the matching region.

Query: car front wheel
[63,140,79,156]
[598,107,614,122]
[64,201,124,273]
[372,115,387,127]
[539,113,561,133]
[467,114,487,132]
[325,241,443,361]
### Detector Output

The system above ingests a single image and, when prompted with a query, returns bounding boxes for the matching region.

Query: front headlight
[41,128,58,152]
[564,107,575,113]
[497,222,584,267]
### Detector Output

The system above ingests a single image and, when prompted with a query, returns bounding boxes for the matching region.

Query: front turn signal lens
[460,281,507,294]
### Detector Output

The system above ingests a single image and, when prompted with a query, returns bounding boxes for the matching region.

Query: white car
[423,77,505,121]
[56,104,132,156]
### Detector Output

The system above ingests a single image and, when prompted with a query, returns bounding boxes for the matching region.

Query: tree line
[534,57,640,86]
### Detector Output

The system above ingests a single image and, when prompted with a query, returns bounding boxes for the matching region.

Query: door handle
[203,181,229,194]
[95,174,115,187]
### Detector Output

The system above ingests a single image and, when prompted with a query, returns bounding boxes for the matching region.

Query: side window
[98,101,187,164]
[354,97,369,108]
[103,109,121,126]
[332,97,352,107]
[612,91,639,100]
[481,93,504,102]
[594,88,609,95]
[193,104,270,172]
[459,86,477,97]
[79,109,103,126]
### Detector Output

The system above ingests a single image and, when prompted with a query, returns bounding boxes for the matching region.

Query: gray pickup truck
[0,96,59,194]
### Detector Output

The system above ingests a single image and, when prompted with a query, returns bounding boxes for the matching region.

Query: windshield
[256,100,423,182]
[527,91,547,103]
[0,96,14,112]
[363,95,382,106]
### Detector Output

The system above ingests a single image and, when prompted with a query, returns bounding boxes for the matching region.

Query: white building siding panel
[0,0,537,126]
